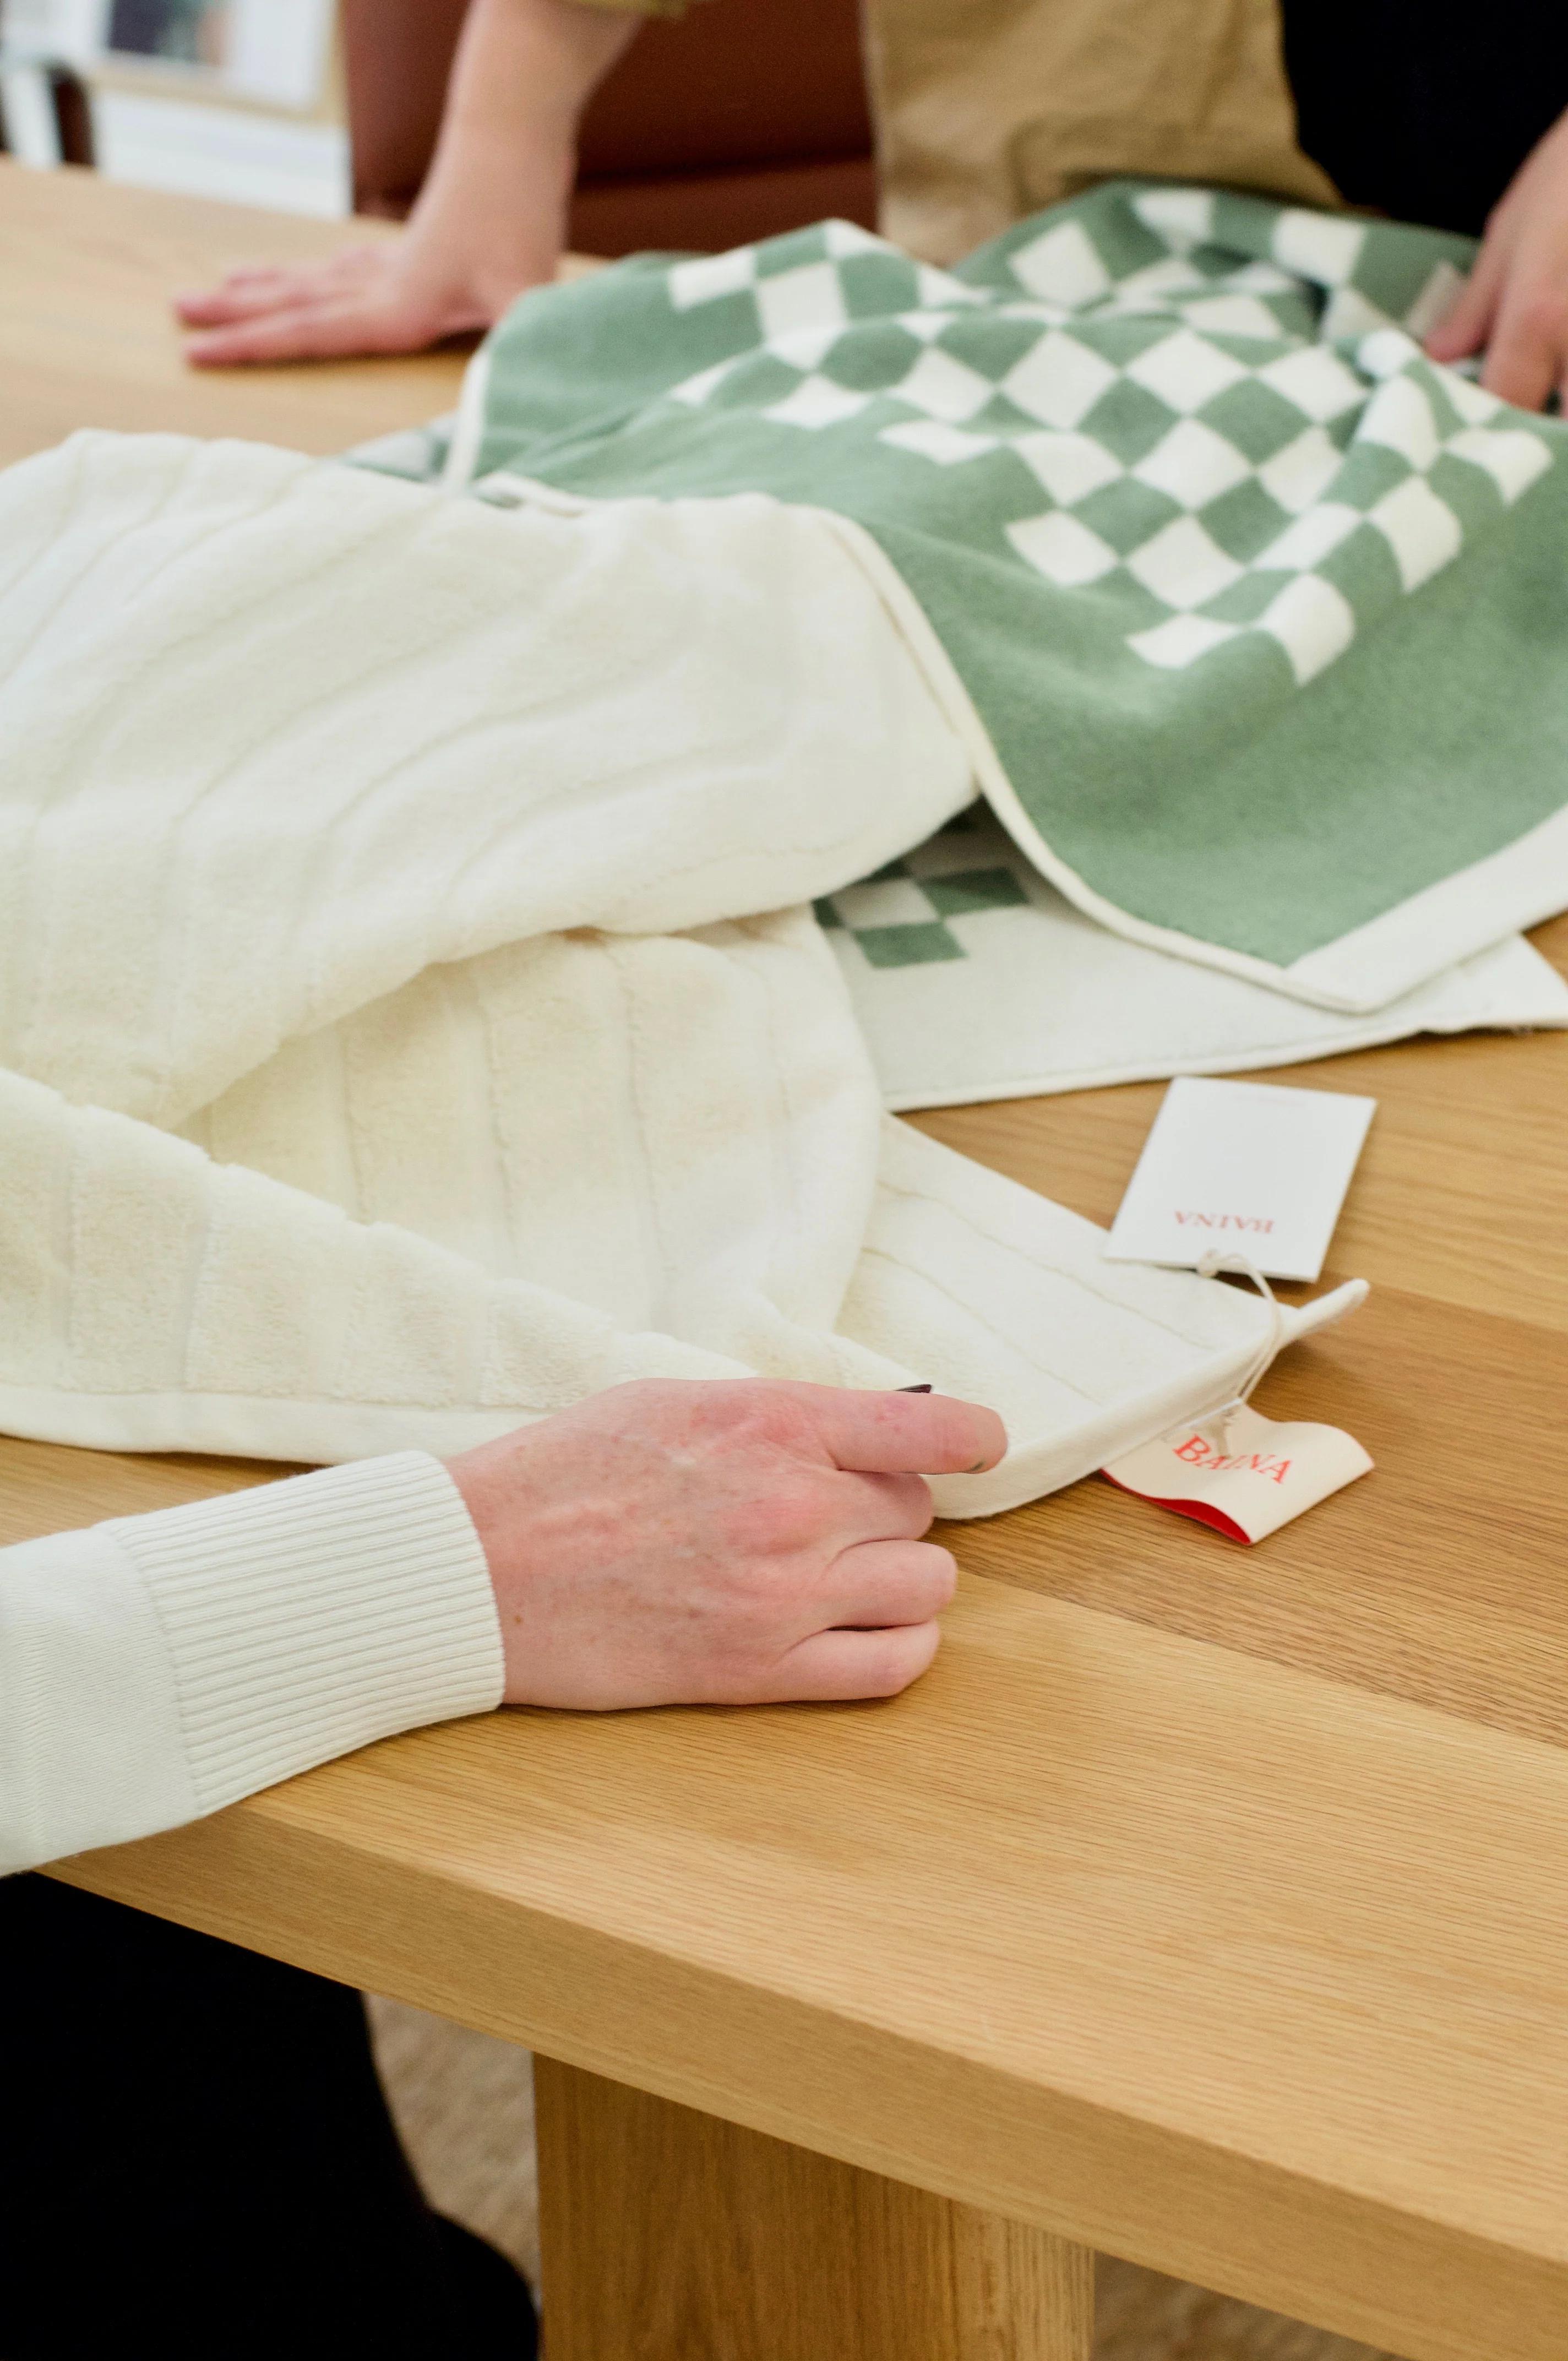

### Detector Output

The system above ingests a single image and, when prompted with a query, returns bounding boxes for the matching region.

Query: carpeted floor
[368,1998,1399,2360]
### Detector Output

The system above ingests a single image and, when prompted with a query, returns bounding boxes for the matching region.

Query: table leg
[534,2055,1096,2360]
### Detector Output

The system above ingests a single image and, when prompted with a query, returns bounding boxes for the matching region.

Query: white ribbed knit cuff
[108,1452,505,1815]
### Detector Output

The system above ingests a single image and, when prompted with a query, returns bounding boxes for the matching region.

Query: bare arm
[175,0,640,367]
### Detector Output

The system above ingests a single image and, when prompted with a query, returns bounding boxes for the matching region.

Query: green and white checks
[814,813,1029,968]
[651,194,1534,694]
[407,182,1568,1002]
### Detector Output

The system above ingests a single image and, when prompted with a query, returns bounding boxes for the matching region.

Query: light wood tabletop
[7,160,1568,2361]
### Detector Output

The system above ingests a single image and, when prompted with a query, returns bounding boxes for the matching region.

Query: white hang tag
[1102,1402,1372,1544]
[1103,1076,1375,1282]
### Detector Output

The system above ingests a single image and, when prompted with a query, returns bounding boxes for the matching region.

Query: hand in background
[175,0,636,367]
[175,234,535,366]
[447,1379,1008,1709]
[1427,105,1568,410]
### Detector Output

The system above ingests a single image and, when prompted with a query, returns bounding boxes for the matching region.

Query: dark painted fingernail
[898,1383,933,1393]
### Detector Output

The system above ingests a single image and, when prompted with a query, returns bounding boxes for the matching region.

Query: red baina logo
[1171,1433,1291,1484]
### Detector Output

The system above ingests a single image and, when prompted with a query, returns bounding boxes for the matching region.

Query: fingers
[1427,260,1566,410]
[173,248,384,324]
[801,1385,1008,1478]
[763,1618,943,1702]
[826,1537,957,1629]
[1422,176,1568,411]
[185,304,356,367]
[1479,284,1568,409]
[184,297,435,368]
[1425,243,1505,364]
[832,1468,935,1546]
[176,276,322,329]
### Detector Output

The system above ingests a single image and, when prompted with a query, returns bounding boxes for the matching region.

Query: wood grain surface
[535,2057,1095,2360]
[914,978,1568,1336]
[50,1583,1568,2361]
[0,160,473,465]
[9,161,1568,2361]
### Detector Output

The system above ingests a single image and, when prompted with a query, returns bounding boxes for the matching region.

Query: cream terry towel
[0,432,1359,1515]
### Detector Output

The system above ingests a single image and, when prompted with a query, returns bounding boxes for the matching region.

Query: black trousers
[1281,0,1568,238]
[0,1874,538,2359]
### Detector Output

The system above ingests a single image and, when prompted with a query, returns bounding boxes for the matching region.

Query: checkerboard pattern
[651,191,1546,687]
[813,812,1030,966]
[364,179,1568,977]
[810,806,1568,1113]
[360,238,1545,690]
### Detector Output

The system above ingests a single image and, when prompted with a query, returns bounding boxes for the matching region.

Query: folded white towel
[823,810,1568,1109]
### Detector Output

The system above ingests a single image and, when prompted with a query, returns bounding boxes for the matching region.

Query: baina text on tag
[1101,1402,1373,1545]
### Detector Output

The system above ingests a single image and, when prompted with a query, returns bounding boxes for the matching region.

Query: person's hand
[447,1379,1008,1710]
[1427,105,1568,410]
[173,0,636,368]
[175,232,536,368]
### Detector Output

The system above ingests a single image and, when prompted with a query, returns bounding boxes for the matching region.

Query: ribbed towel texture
[0,431,1360,1514]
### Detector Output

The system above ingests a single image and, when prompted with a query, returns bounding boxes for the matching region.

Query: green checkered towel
[415,180,1568,1012]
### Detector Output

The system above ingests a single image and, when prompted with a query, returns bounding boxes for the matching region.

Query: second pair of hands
[175,0,1568,421]
[176,233,508,367]
[177,0,630,367]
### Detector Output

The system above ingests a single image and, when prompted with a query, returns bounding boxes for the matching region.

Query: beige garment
[866,0,1340,262]
[571,0,1338,262]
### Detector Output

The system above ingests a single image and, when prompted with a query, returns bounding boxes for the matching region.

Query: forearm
[177,0,649,362]
[0,1456,503,1877]
[407,0,641,295]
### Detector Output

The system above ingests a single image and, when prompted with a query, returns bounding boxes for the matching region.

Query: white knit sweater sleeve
[0,1452,505,1878]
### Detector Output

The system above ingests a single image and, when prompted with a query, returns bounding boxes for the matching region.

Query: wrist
[445,1439,532,1701]
[404,124,573,309]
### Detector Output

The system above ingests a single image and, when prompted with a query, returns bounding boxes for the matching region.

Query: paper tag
[1102,1402,1372,1543]
[1103,1076,1375,1282]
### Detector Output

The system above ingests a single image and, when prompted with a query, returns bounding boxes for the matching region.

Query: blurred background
[0,0,876,252]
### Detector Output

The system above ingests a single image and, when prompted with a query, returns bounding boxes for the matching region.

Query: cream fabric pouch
[0,1060,1362,1523]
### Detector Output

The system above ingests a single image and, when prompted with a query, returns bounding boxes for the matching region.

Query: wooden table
[7,160,1568,2361]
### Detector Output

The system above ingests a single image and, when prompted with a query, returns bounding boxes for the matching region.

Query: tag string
[1192,1249,1286,1450]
